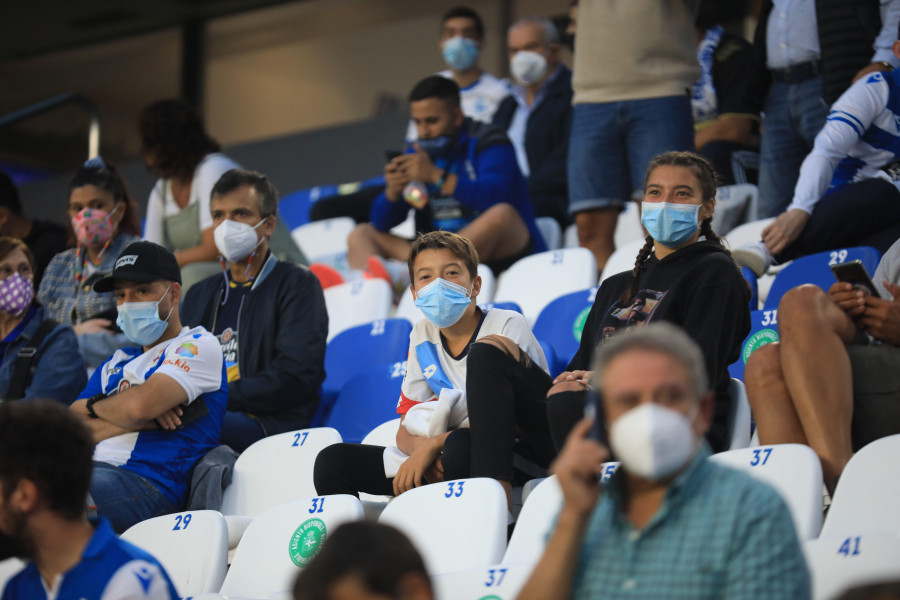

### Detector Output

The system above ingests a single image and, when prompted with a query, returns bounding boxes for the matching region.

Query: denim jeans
[758,76,829,218]
[219,410,267,453]
[568,95,695,214]
[90,462,177,533]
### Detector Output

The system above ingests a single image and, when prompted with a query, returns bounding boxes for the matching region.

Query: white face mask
[510,50,548,85]
[214,218,266,263]
[609,403,699,480]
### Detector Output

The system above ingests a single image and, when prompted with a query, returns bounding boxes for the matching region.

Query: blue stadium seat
[532,287,597,375]
[313,319,411,427]
[480,301,523,313]
[537,340,560,377]
[278,185,339,231]
[741,266,759,311]
[728,308,781,381]
[764,247,880,310]
[325,363,406,444]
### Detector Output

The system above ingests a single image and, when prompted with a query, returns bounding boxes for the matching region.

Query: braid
[618,235,654,305]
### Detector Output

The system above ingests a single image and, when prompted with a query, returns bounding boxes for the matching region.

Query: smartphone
[384,150,402,162]
[831,260,881,298]
[583,387,608,447]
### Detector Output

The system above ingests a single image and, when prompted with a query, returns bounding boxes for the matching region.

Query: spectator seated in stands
[140,99,304,291]
[0,168,68,287]
[315,231,556,507]
[0,401,178,600]
[347,75,546,278]
[546,152,750,453]
[37,157,143,370]
[492,15,573,229]
[518,323,810,600]
[182,169,328,453]
[69,241,227,533]
[293,522,433,600]
[735,28,900,277]
[691,0,759,185]
[0,237,85,403]
[746,236,900,492]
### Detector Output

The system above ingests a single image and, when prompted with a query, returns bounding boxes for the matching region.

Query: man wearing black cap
[69,241,227,533]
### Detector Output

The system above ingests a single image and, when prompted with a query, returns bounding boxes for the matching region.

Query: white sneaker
[732,241,774,277]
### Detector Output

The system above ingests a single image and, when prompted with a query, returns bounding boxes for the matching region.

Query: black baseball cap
[93,241,182,293]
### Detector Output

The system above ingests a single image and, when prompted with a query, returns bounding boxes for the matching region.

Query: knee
[313,444,347,491]
[442,429,471,481]
[473,334,520,359]
[778,284,828,324]
[347,222,376,248]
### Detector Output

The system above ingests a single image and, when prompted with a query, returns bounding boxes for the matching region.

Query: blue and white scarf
[692,25,724,123]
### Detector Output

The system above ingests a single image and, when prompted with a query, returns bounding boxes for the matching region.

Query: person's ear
[470,274,482,300]
[453,106,465,128]
[10,479,41,514]
[700,197,716,223]
[170,282,182,306]
[262,214,277,238]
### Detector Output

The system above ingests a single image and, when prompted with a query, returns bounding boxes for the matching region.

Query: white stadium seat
[598,238,645,284]
[503,475,562,566]
[290,217,356,263]
[431,563,534,600]
[0,559,25,596]
[221,428,342,517]
[804,533,900,600]
[726,378,752,451]
[536,216,562,250]
[324,279,392,341]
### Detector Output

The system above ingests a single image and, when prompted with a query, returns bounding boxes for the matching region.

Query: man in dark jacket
[492,15,573,229]
[182,169,328,453]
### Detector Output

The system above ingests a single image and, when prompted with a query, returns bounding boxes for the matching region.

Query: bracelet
[85,393,106,419]
[877,61,895,72]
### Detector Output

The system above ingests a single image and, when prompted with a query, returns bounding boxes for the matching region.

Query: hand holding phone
[831,260,881,298]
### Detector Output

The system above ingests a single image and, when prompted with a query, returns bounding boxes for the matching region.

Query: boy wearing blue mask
[315,231,556,506]
[69,241,227,533]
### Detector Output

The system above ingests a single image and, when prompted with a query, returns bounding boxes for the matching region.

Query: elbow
[127,401,158,426]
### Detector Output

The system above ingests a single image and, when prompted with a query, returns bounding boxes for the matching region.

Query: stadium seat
[723,217,775,249]
[503,475,562,565]
[290,217,355,263]
[121,510,228,596]
[711,184,758,236]
[614,201,645,247]
[0,559,24,596]
[742,266,759,310]
[820,434,900,539]
[564,223,578,248]
[325,364,405,444]
[279,185,339,231]
[532,287,598,374]
[494,248,598,326]
[726,379,752,451]
[764,247,881,310]
[324,279,392,341]
[431,563,534,600]
[536,216,562,250]
[395,264,496,325]
[220,495,364,598]
[598,238,645,284]
[709,444,823,540]
[728,308,781,381]
[804,533,900,600]
[537,340,559,377]
[379,478,508,575]
[320,318,411,421]
[220,427,342,517]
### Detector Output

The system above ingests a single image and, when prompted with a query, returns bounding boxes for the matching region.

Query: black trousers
[313,342,556,497]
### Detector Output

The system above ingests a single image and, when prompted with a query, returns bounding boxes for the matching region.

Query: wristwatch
[85,393,107,419]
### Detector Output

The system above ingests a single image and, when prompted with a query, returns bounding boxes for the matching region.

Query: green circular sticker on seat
[573,307,591,343]
[478,596,503,600]
[742,328,779,364]
[289,518,327,567]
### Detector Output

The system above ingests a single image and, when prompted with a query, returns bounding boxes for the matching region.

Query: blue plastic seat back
[741,266,759,311]
[480,301,522,313]
[278,185,339,231]
[728,308,781,381]
[537,339,561,378]
[532,287,597,375]
[322,318,411,403]
[325,363,406,443]
[764,247,881,310]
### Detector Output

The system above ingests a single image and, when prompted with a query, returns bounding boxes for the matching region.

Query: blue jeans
[220,410,267,453]
[90,462,177,533]
[758,76,829,218]
[567,95,695,214]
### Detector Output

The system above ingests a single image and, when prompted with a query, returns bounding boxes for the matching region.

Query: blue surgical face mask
[415,136,454,159]
[442,36,479,71]
[116,285,174,346]
[641,202,701,248]
[414,278,472,328]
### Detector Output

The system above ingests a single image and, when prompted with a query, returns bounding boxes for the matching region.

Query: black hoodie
[569,240,751,451]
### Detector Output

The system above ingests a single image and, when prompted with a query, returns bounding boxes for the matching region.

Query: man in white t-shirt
[69,241,227,533]
[405,6,509,141]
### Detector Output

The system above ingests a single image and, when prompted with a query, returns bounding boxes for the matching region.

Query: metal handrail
[0,92,100,159]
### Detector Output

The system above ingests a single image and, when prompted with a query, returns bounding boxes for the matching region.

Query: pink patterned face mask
[0,273,34,316]
[71,205,119,248]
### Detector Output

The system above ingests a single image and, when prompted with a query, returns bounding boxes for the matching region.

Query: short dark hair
[0,170,22,215]
[139,99,221,181]
[210,169,279,218]
[68,159,142,239]
[441,6,484,39]
[408,75,461,108]
[292,522,430,600]
[408,230,479,284]
[0,401,94,520]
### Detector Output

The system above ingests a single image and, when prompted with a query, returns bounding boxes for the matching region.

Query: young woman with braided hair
[546,151,751,452]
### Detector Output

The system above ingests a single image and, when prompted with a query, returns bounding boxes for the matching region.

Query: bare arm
[70,372,189,430]
[694,115,758,151]
[394,415,452,495]
[174,227,218,266]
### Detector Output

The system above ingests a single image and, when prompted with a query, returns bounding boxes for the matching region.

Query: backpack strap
[6,319,59,401]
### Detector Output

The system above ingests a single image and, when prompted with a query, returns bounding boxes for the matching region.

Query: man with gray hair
[492,15,572,229]
[519,323,810,600]
[182,169,328,452]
